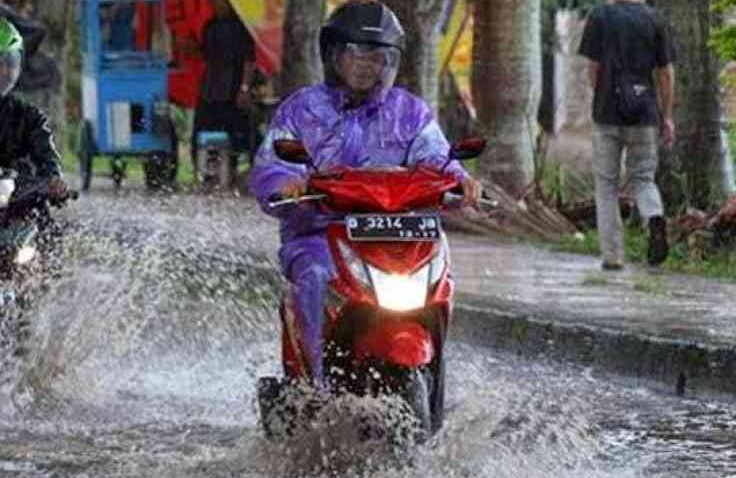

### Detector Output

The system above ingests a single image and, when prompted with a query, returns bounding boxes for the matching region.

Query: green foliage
[710,0,736,61]
[709,25,736,60]
[554,222,736,281]
[557,227,599,254]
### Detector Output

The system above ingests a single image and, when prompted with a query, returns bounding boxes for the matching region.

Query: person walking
[190,0,258,183]
[579,0,675,270]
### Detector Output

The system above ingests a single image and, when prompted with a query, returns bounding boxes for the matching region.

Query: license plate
[346,214,441,241]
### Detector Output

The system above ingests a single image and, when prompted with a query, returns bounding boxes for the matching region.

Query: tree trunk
[279,0,325,97]
[382,0,450,111]
[472,0,542,197]
[654,0,729,210]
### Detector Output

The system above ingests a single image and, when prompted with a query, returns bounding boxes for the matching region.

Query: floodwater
[0,190,734,478]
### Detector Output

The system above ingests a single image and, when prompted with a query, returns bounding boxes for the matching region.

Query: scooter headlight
[14,246,37,265]
[336,239,443,312]
[368,264,429,312]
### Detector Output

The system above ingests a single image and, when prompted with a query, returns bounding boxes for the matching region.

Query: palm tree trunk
[383,0,450,111]
[472,0,542,197]
[279,0,325,96]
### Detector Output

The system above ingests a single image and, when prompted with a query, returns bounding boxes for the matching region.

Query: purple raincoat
[249,83,468,381]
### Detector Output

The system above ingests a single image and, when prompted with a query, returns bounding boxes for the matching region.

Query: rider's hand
[48,175,69,202]
[279,178,308,199]
[461,176,481,207]
[660,118,675,151]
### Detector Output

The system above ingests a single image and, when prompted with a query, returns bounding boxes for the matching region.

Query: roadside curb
[454,294,736,398]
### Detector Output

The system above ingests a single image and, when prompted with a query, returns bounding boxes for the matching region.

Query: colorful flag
[163,0,474,112]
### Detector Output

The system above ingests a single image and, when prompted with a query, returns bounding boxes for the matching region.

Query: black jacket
[0,94,62,178]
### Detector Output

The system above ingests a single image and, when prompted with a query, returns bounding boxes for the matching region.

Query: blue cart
[78,0,178,191]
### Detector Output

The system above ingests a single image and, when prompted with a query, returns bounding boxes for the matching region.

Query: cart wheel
[78,121,95,192]
[111,156,125,189]
[143,120,179,191]
[143,152,176,191]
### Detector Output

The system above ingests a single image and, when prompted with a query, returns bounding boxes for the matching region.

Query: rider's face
[335,43,390,93]
[0,51,21,97]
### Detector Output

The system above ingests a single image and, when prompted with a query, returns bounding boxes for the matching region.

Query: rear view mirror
[274,140,312,165]
[450,137,486,161]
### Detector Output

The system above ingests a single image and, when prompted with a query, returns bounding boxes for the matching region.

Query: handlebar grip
[443,191,498,208]
[268,193,327,209]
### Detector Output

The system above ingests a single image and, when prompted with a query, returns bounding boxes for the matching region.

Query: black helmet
[320,1,405,92]
[320,1,406,58]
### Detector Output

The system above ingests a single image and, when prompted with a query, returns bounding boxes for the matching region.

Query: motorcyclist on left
[0,17,68,200]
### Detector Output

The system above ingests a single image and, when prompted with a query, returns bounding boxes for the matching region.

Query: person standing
[190,0,257,182]
[579,0,675,270]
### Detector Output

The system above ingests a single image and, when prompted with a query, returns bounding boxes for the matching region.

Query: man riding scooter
[249,0,481,387]
[0,17,68,200]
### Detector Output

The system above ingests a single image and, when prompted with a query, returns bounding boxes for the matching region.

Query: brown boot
[647,216,669,266]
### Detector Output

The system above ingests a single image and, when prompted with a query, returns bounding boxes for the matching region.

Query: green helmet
[0,17,23,54]
[0,17,23,96]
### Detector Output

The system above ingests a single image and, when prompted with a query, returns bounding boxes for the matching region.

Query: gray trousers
[593,124,664,262]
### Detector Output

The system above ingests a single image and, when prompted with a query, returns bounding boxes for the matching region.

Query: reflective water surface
[0,192,734,478]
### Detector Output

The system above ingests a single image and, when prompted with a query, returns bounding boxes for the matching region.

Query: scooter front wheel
[398,367,433,443]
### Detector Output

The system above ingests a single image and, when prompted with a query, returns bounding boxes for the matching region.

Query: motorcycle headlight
[367,263,429,312]
[14,246,37,266]
[337,239,371,287]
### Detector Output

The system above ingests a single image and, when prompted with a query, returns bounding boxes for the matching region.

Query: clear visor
[333,42,400,93]
[342,43,398,69]
[0,50,22,96]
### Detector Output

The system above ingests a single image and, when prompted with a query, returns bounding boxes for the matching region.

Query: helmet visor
[0,50,21,96]
[333,43,400,93]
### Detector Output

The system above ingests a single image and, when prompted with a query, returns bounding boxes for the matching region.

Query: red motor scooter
[257,137,487,441]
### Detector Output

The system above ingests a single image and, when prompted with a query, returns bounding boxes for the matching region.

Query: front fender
[354,321,435,368]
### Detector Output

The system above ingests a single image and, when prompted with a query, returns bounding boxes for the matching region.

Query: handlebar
[267,193,328,209]
[268,191,497,210]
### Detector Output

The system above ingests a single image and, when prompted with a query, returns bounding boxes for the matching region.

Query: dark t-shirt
[200,16,256,104]
[578,2,675,126]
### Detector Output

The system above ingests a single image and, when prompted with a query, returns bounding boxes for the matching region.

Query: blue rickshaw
[78,0,178,191]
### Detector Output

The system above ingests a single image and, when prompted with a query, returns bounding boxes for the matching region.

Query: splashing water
[0,191,733,477]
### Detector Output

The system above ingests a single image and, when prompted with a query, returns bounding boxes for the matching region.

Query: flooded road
[0,191,734,478]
